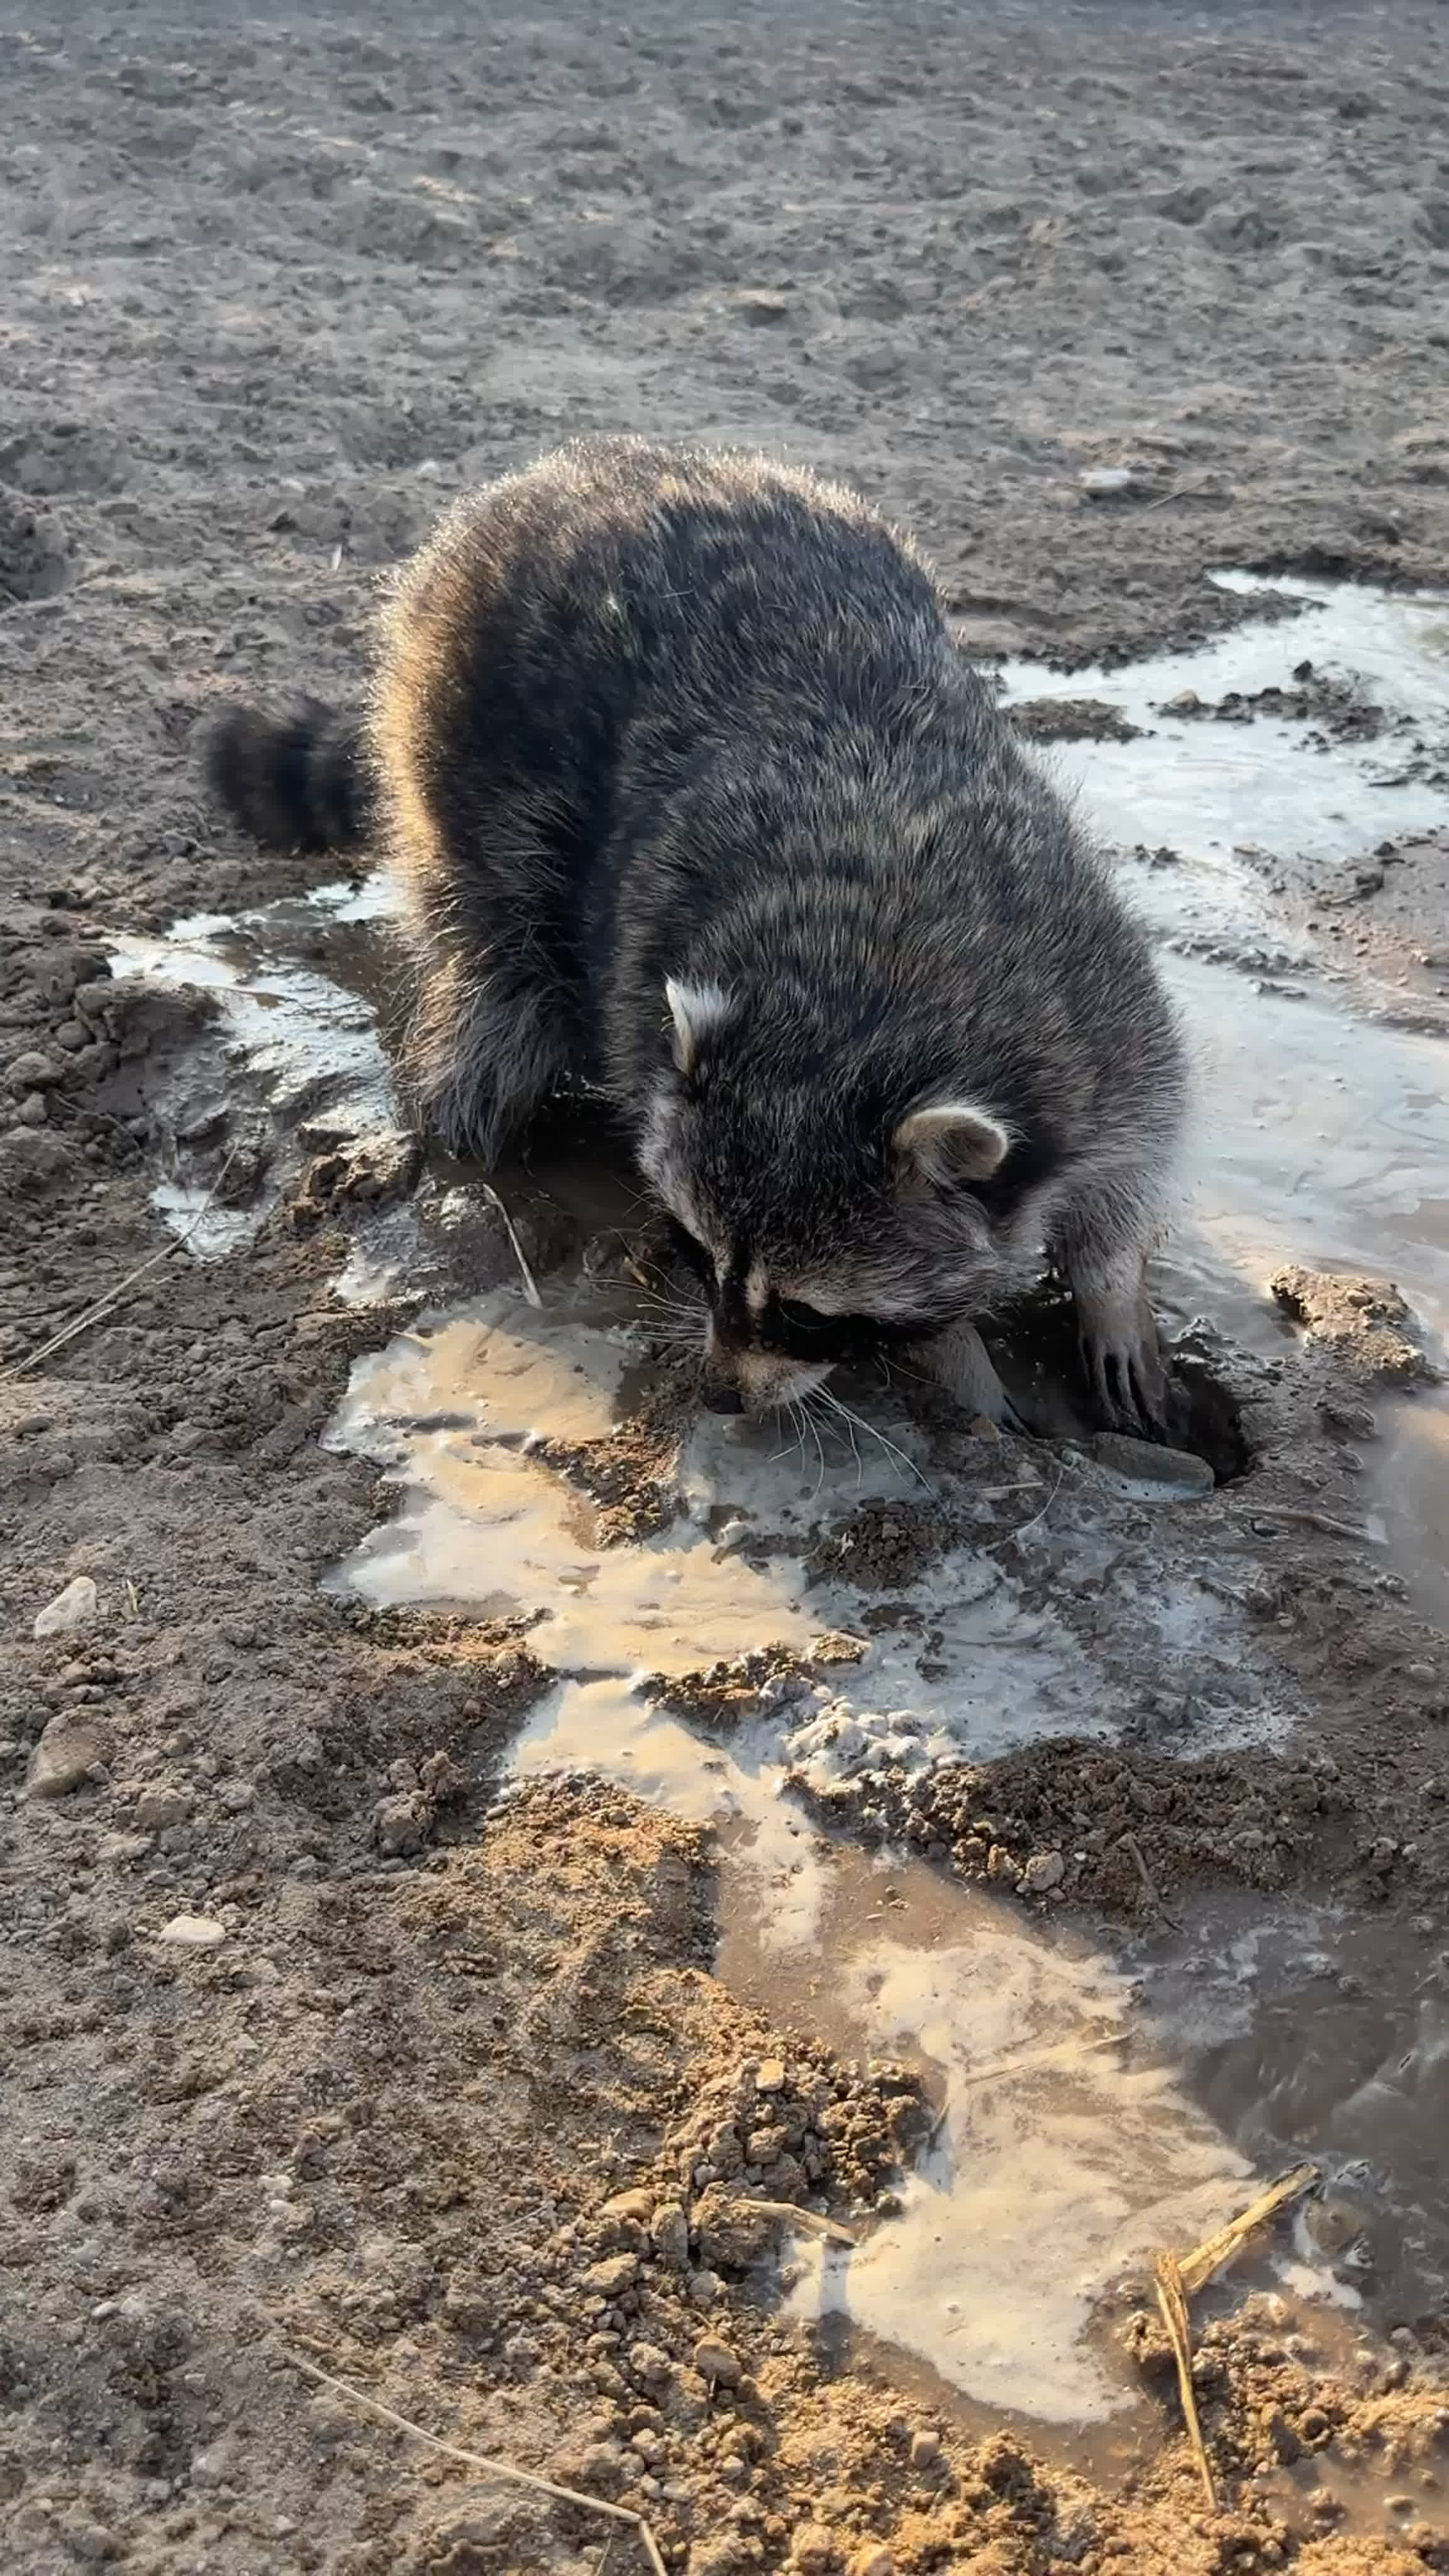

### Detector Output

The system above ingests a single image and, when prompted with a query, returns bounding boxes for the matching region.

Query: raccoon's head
[638,977,1026,1415]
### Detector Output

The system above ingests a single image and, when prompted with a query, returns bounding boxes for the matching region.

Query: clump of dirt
[1009,695,1144,745]
[0,485,70,606]
[821,1740,1361,1914]
[1160,663,1392,743]
[1270,1268,1441,1388]
[531,1429,683,1545]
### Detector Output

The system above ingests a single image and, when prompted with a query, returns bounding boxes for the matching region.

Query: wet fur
[206,437,1186,1424]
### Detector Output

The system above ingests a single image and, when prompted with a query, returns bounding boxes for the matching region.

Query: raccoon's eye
[776,1297,829,1335]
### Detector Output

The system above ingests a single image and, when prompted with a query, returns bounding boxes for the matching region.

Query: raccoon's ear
[664,977,733,1075]
[893,1100,1011,1191]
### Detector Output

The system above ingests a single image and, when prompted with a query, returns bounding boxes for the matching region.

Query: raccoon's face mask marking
[641,985,1023,1417]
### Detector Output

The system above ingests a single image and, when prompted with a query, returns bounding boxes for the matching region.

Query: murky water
[123,575,1449,2430]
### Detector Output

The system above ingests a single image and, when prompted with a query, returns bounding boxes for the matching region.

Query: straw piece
[1177,2161,1320,2298]
[278,2345,667,2575]
[1154,2251,1218,2512]
[479,1181,543,1308]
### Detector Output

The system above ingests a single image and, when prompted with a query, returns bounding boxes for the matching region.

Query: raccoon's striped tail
[204,697,367,853]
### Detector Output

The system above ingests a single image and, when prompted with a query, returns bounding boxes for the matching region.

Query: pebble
[909,2427,941,2468]
[692,2334,742,2387]
[688,2268,724,2307]
[156,1913,227,1950]
[651,2200,690,2267]
[790,2528,836,2575]
[581,2253,638,2298]
[851,2554,894,2576]
[33,1575,99,1639]
[755,2058,786,2094]
[602,2188,656,2226]
[135,1785,193,1832]
[26,1716,110,1799]
[1020,1851,1066,1894]
[5,1048,65,1089]
[629,2341,673,2387]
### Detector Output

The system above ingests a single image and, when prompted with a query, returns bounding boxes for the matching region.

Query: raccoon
[206,436,1185,1430]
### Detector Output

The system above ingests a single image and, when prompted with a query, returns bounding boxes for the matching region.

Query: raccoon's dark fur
[207,437,1186,1429]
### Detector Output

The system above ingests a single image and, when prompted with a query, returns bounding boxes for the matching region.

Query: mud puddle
[124,575,1449,2433]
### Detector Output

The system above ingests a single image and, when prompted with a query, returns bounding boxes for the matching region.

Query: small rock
[808,1631,867,1667]
[26,1715,110,1798]
[1078,464,1150,499]
[730,289,792,325]
[371,1789,433,1856]
[53,1019,88,1052]
[909,2427,941,2469]
[692,2334,742,2387]
[135,1784,193,1832]
[790,2527,838,2574]
[1020,1852,1065,1894]
[629,2341,674,2387]
[688,2267,724,2306]
[1088,1433,1214,1500]
[98,1831,153,1863]
[5,1048,65,1089]
[33,1574,99,1638]
[755,2057,787,2094]
[850,2553,894,2576]
[651,2200,690,2267]
[16,1091,47,1126]
[156,1913,227,1950]
[602,2188,657,2226]
[582,2253,639,2298]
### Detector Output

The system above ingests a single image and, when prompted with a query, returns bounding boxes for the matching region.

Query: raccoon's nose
[703,1384,745,1416]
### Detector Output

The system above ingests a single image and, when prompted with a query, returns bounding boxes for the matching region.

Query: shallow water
[126,574,1449,2428]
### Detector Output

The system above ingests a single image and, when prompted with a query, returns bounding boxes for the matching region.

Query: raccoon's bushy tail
[204,697,367,853]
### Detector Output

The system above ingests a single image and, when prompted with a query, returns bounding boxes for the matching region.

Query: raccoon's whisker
[802,1401,828,1499]
[817,1386,935,1497]
[772,1399,809,1470]
[817,1385,863,1485]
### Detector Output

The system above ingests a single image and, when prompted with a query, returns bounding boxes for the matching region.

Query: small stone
[371,1789,433,1856]
[755,2058,787,2094]
[808,1631,867,1667]
[789,2526,837,2573]
[602,2188,656,2226]
[53,1019,88,1052]
[33,1574,99,1638]
[1021,1852,1065,1894]
[629,2341,674,2387]
[850,2553,894,2576]
[98,1831,153,1863]
[218,1780,255,1812]
[985,1844,1020,1888]
[5,1048,65,1089]
[156,1913,227,1950]
[688,2267,724,2306]
[16,1091,47,1126]
[26,1716,111,1799]
[651,2201,690,2267]
[135,1784,193,1831]
[909,2427,941,2468]
[582,2253,639,2298]
[693,2334,742,2386]
[730,288,792,325]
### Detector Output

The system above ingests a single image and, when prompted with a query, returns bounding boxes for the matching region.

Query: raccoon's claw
[915,1320,1028,1431]
[1082,1318,1169,1436]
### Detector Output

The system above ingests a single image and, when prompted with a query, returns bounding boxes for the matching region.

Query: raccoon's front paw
[915,1320,1028,1433]
[1080,1306,1169,1435]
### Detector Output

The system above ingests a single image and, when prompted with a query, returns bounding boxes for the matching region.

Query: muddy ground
[6,3,1449,2572]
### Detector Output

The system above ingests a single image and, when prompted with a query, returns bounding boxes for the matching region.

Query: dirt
[7,3,1449,2570]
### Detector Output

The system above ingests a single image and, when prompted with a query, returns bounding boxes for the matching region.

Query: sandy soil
[6,4,1449,2572]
